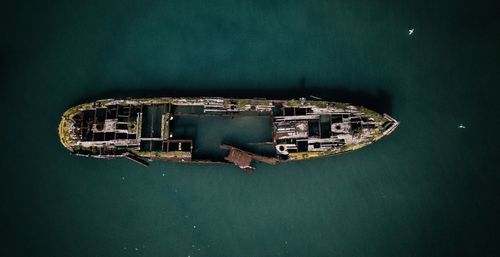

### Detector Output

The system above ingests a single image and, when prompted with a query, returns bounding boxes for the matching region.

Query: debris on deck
[58,97,399,171]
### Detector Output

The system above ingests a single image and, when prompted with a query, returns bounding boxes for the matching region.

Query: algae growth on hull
[58,97,399,170]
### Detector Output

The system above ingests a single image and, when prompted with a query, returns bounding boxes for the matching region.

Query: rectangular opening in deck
[308,120,320,137]
[320,115,331,138]
[139,139,166,152]
[295,108,307,115]
[169,115,274,160]
[141,104,167,138]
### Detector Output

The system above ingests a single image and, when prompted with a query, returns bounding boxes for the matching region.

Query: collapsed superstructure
[58,97,399,171]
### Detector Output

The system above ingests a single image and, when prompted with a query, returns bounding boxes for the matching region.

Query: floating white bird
[408,28,414,35]
[458,124,466,129]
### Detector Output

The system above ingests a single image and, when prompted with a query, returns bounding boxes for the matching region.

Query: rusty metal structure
[58,97,399,171]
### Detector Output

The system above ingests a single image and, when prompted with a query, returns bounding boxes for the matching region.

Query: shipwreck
[58,97,399,171]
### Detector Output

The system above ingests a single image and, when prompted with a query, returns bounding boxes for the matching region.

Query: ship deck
[59,97,399,171]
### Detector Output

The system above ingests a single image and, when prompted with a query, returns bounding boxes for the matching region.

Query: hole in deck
[169,115,274,161]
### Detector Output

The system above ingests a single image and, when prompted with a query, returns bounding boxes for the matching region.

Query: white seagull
[408,28,414,35]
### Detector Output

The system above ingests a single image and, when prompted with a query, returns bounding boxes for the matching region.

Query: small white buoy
[408,28,414,35]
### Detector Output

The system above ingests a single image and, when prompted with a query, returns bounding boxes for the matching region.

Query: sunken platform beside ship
[58,97,399,171]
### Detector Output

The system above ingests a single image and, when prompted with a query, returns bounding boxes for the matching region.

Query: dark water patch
[170,114,273,160]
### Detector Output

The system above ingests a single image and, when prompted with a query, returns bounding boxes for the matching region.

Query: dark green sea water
[2,1,500,256]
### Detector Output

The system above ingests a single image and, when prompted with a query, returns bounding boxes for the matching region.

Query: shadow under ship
[58,97,399,171]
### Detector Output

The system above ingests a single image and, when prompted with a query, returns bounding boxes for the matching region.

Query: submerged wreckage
[58,97,399,171]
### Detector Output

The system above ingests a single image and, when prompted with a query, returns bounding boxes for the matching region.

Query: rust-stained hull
[58,97,399,171]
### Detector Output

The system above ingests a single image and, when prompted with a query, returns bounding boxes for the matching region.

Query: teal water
[2,1,500,256]
[170,115,273,159]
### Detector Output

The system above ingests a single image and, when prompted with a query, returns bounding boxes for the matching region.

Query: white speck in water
[123,247,127,250]
[408,28,414,35]
[458,124,466,129]
[193,225,196,229]
[162,173,166,176]
[121,177,125,180]
[134,247,138,251]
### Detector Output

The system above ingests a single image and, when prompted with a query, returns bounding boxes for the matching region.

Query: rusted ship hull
[58,97,399,171]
